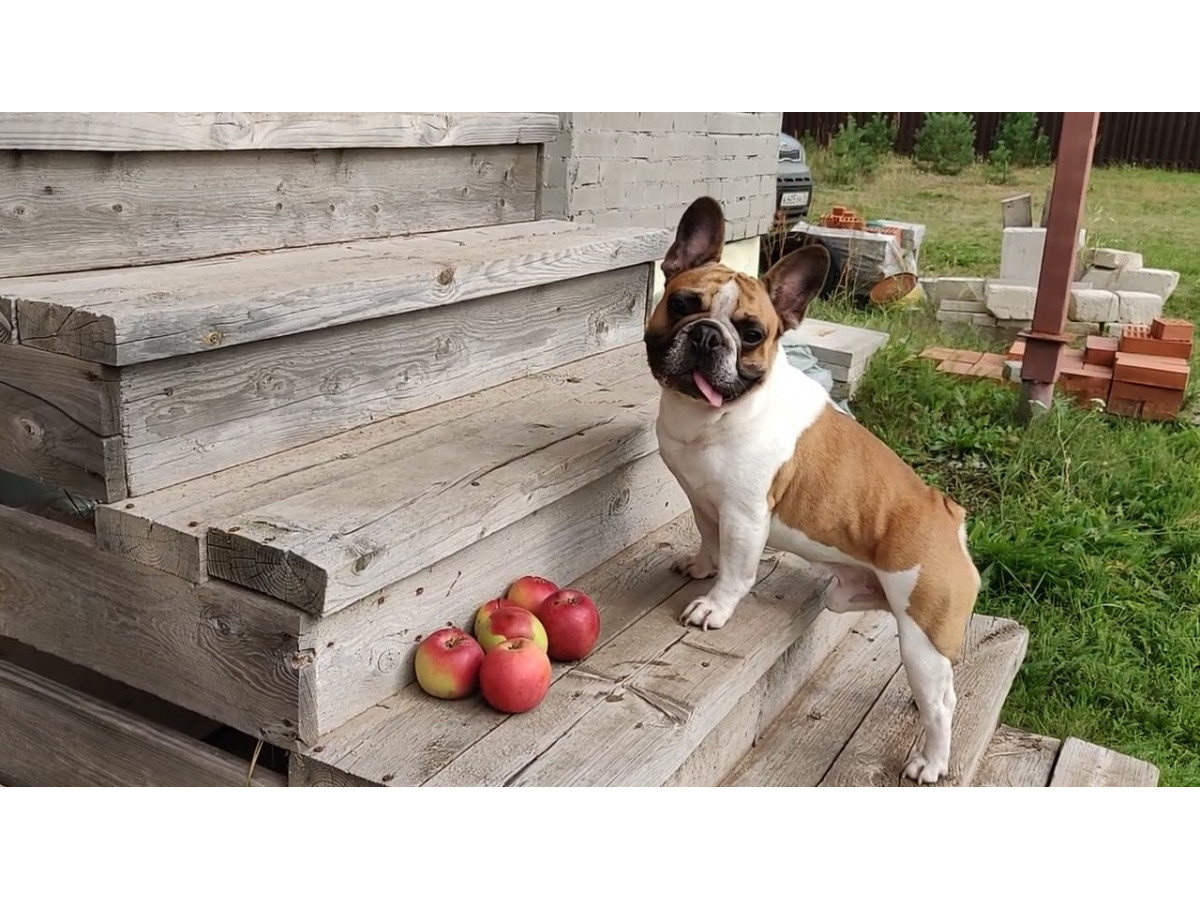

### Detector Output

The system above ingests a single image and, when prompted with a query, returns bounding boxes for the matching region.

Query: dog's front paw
[672,552,718,580]
[903,751,949,785]
[679,595,732,630]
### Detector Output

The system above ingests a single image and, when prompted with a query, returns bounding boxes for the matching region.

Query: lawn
[799,153,1200,786]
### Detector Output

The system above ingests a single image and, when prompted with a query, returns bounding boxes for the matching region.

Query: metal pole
[1016,112,1101,423]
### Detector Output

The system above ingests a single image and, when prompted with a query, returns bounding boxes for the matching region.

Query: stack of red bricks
[1007,317,1193,420]
[819,205,866,231]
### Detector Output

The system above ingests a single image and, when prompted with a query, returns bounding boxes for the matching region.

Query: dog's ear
[662,197,726,281]
[762,243,831,332]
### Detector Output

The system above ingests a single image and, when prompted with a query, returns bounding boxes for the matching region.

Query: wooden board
[0,504,304,745]
[305,453,687,738]
[0,381,127,501]
[2,220,670,365]
[722,613,900,786]
[95,344,656,582]
[290,516,697,786]
[0,342,121,434]
[0,659,284,786]
[115,265,649,495]
[0,112,560,152]
[820,616,1028,787]
[204,345,662,615]
[0,145,538,279]
[1049,737,1160,787]
[972,725,1061,787]
[0,296,13,342]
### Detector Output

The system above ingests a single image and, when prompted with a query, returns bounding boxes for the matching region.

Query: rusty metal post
[1016,112,1101,423]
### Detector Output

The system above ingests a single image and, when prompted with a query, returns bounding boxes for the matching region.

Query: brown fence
[781,112,1200,171]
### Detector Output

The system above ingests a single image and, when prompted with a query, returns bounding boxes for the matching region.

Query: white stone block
[1088,247,1144,270]
[1068,288,1119,323]
[1004,360,1023,383]
[1113,267,1180,300]
[999,227,1087,285]
[939,299,989,314]
[1080,266,1117,290]
[933,277,986,304]
[1104,322,1126,339]
[985,281,1038,320]
[1117,291,1166,324]
[1065,321,1100,336]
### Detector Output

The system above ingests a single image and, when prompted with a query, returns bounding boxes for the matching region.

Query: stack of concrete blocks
[539,112,781,306]
[785,317,890,400]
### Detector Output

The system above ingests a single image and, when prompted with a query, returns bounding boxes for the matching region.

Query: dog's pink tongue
[693,371,724,408]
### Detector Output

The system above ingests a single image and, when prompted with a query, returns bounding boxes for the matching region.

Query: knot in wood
[437,267,455,286]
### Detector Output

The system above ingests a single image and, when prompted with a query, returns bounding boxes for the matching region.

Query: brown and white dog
[644,196,980,783]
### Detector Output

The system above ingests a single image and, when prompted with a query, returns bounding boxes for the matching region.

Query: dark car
[775,132,814,228]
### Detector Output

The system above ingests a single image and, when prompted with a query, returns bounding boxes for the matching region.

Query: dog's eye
[739,322,766,346]
[667,292,697,317]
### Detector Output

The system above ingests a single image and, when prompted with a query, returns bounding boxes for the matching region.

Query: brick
[1007,339,1026,361]
[1110,379,1186,407]
[1114,267,1180,300]
[1117,290,1166,324]
[985,281,1038,319]
[933,277,987,303]
[1151,317,1194,342]
[1119,323,1151,344]
[1084,336,1120,367]
[1088,247,1144,270]
[1112,352,1190,390]
[968,353,1008,380]
[937,359,977,376]
[1068,288,1119,323]
[920,346,959,361]
[1107,396,1144,418]
[1059,362,1113,402]
[1118,335,1193,360]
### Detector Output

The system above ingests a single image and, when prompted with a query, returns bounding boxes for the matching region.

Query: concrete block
[1065,321,1101,336]
[1003,359,1023,382]
[637,112,675,131]
[1104,322,1126,339]
[1068,288,1119,323]
[1114,267,1180,300]
[1080,266,1117,290]
[1000,226,1086,285]
[709,112,764,134]
[933,277,986,304]
[672,112,709,132]
[1088,247,1144,270]
[1118,291,1166,324]
[985,280,1038,320]
[939,299,989,314]
[937,310,997,327]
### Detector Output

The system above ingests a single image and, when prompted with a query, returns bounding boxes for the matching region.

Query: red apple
[505,575,560,615]
[539,589,601,661]
[474,599,548,653]
[413,627,485,700]
[479,638,552,713]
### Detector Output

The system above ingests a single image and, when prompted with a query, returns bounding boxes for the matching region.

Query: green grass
[798,154,1200,785]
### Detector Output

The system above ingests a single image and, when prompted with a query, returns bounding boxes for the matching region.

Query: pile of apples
[413,575,601,715]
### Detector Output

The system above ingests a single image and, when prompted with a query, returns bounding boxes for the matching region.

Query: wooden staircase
[0,112,1159,787]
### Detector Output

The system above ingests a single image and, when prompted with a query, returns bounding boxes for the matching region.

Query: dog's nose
[690,321,723,354]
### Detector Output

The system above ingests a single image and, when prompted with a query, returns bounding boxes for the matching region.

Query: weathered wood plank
[0,145,538,280]
[95,344,652,580]
[0,342,121,435]
[0,659,284,786]
[3,221,670,364]
[0,505,303,745]
[0,296,13,342]
[820,616,1029,787]
[972,725,1061,787]
[205,346,662,615]
[292,517,696,786]
[0,112,560,152]
[722,613,900,786]
[0,381,127,501]
[507,559,833,787]
[306,454,687,738]
[1049,737,1160,787]
[116,265,649,496]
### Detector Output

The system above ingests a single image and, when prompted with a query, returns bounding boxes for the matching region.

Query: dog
[644,196,980,784]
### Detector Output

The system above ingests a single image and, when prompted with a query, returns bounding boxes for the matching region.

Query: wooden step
[1047,737,1159,787]
[96,343,673,608]
[290,516,852,787]
[723,613,1029,786]
[971,726,1160,787]
[1,222,667,499]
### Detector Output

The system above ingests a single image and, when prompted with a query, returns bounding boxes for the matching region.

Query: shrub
[913,112,977,175]
[996,112,1052,167]
[983,141,1013,184]
[861,113,898,157]
[825,117,880,186]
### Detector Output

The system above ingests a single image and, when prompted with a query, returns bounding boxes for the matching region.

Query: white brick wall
[540,111,781,242]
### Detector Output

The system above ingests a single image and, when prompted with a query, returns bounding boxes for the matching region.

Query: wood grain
[291,516,697,786]
[0,342,120,434]
[0,504,304,745]
[0,145,538,280]
[117,265,649,495]
[0,112,560,152]
[722,613,900,786]
[1049,737,1160,787]
[821,616,1028,787]
[4,220,670,364]
[0,296,12,342]
[205,346,663,615]
[305,454,687,739]
[972,725,1061,787]
[95,343,653,581]
[0,660,284,786]
[0,381,127,501]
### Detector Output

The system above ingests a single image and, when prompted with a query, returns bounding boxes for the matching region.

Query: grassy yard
[800,154,1200,786]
